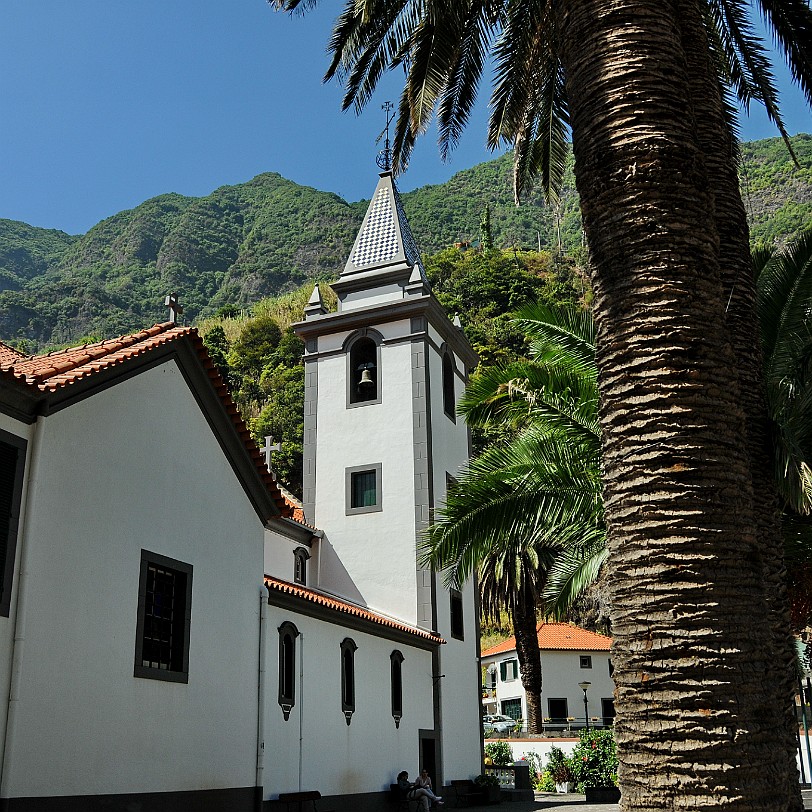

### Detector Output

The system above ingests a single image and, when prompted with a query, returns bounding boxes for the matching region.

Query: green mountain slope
[1,135,809,348]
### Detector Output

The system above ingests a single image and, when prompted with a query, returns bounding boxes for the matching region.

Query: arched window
[340,638,357,723]
[391,650,404,728]
[293,547,310,586]
[347,332,381,406]
[278,621,299,720]
[442,351,456,420]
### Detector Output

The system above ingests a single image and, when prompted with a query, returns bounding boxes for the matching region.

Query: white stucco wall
[313,321,420,623]
[263,608,435,798]
[4,361,265,798]
[483,648,615,725]
[265,525,316,586]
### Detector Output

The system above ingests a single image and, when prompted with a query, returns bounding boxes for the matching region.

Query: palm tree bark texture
[555,0,801,808]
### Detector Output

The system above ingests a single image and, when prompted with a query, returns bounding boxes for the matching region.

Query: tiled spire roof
[481,622,612,657]
[342,172,425,281]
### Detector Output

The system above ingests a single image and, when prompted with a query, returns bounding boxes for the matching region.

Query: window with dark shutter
[340,638,357,723]
[134,550,193,683]
[278,621,299,720]
[0,431,26,617]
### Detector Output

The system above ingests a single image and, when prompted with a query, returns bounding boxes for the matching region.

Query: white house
[481,623,614,730]
[0,169,481,811]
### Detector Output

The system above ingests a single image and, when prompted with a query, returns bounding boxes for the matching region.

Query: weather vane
[376,101,395,171]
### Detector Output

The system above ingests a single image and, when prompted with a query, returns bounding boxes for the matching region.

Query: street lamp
[579,681,591,732]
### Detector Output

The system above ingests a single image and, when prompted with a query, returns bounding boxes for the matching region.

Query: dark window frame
[345,463,382,515]
[340,637,357,723]
[450,589,464,640]
[442,350,456,421]
[580,655,593,669]
[0,429,26,618]
[547,697,569,721]
[134,550,193,684]
[278,621,299,720]
[391,649,404,727]
[293,547,310,586]
[499,659,519,682]
[346,330,383,408]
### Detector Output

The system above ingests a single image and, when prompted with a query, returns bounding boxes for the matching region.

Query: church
[0,170,482,811]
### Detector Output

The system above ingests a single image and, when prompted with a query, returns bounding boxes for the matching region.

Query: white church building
[0,171,482,811]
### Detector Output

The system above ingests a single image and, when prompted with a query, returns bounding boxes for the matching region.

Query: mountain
[1,134,810,348]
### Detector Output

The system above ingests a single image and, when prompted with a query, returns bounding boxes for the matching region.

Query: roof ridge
[264,575,444,643]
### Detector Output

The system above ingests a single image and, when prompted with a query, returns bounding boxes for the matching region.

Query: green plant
[544,746,572,784]
[474,773,500,788]
[568,729,618,791]
[484,740,513,766]
[536,770,555,792]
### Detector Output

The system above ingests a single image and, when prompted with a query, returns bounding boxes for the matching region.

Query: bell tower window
[442,351,456,421]
[347,332,381,406]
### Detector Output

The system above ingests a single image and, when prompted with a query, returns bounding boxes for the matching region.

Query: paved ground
[457,788,812,811]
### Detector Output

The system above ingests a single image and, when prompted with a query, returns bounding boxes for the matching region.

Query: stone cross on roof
[164,293,184,324]
[259,436,282,476]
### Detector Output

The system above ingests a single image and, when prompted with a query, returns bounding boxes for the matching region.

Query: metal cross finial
[375,101,395,171]
[259,435,282,476]
[164,293,184,324]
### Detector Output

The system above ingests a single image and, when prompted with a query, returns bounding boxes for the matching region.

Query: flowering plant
[568,729,617,792]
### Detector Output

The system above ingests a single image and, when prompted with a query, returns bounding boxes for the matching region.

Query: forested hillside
[0,134,809,349]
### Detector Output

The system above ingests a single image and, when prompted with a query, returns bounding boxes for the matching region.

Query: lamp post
[579,681,591,732]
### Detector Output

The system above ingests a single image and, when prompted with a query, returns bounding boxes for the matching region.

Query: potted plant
[544,746,573,794]
[474,772,502,804]
[569,729,620,803]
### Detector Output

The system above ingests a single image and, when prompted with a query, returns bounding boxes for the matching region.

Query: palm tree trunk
[512,581,543,734]
[676,5,803,807]
[556,0,789,806]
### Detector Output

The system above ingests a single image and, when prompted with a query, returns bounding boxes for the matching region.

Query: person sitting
[397,770,444,810]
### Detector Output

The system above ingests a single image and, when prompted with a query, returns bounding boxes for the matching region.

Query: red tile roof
[1,323,291,518]
[481,622,611,657]
[0,341,25,368]
[264,576,445,644]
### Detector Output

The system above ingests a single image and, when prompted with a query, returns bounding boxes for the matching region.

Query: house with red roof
[481,623,615,732]
[0,169,481,811]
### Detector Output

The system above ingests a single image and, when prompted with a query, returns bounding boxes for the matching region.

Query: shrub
[568,729,617,792]
[484,740,513,765]
[544,746,573,784]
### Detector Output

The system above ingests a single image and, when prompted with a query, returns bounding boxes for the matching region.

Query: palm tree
[275,0,812,804]
[424,303,602,732]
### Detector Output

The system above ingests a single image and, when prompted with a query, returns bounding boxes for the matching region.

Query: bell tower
[293,170,477,629]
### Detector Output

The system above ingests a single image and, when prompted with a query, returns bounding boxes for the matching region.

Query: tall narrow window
[340,638,357,723]
[450,589,464,640]
[442,351,456,420]
[134,550,193,683]
[293,547,310,586]
[0,430,26,618]
[391,650,404,728]
[278,621,299,720]
[349,335,379,404]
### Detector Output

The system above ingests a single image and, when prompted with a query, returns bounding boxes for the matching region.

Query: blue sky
[1,0,810,235]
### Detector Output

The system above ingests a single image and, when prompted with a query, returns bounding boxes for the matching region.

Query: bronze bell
[359,368,374,387]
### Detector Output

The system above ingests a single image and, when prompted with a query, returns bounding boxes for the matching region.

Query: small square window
[345,464,382,515]
[134,550,192,683]
[580,655,592,669]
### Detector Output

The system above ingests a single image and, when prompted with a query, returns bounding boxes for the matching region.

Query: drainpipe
[256,583,269,811]
[298,633,305,793]
[0,415,46,796]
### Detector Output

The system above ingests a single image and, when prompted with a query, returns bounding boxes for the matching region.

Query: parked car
[482,714,515,735]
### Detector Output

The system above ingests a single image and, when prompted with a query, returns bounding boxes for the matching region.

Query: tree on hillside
[272,0,812,800]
